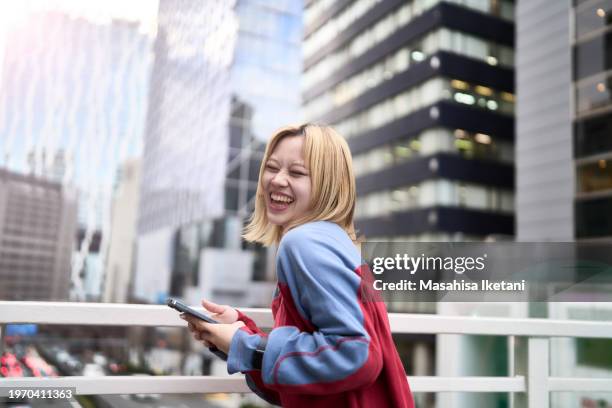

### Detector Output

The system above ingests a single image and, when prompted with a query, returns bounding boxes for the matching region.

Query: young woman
[181,124,414,407]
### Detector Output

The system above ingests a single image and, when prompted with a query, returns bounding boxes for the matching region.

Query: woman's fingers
[181,314,212,332]
[182,313,218,348]
[190,327,214,347]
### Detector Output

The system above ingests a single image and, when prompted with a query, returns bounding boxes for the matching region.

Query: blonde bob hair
[243,124,357,247]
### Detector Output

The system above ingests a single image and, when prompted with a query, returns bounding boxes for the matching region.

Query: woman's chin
[266,212,288,226]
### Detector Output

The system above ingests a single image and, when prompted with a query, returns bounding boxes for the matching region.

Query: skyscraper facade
[303,0,516,242]
[303,3,516,407]
[0,168,77,301]
[517,1,612,407]
[134,0,238,303]
[134,0,302,305]
[137,0,238,235]
[226,0,302,217]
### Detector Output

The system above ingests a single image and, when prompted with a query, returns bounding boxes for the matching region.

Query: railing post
[0,324,5,356]
[508,335,515,408]
[527,337,549,408]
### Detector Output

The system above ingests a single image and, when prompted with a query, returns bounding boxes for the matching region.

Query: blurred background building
[303,0,515,245]
[133,0,238,304]
[133,0,302,310]
[103,158,142,303]
[0,168,77,301]
[517,1,612,407]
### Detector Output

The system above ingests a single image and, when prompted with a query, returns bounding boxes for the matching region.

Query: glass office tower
[135,0,302,305]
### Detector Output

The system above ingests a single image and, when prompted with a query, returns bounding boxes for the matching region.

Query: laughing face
[262,135,312,233]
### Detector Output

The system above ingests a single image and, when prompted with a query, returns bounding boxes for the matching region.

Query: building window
[355,179,513,218]
[353,128,512,177]
[574,112,612,158]
[332,77,513,139]
[575,0,612,42]
[575,196,612,238]
[577,159,612,193]
[575,71,612,115]
[303,28,514,120]
[573,30,612,81]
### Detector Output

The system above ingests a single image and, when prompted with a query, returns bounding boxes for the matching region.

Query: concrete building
[103,159,142,303]
[303,0,516,244]
[0,168,77,301]
[516,1,612,407]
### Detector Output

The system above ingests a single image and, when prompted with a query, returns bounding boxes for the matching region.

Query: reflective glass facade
[233,0,302,141]
[139,0,237,235]
[227,0,302,217]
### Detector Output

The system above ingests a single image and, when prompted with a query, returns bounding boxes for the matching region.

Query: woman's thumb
[201,299,224,313]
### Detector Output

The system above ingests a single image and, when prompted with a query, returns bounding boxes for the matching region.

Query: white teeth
[271,193,293,204]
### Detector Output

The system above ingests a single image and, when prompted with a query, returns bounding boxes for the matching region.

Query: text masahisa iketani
[373,279,527,292]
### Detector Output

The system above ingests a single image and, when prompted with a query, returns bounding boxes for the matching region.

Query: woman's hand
[181,314,245,354]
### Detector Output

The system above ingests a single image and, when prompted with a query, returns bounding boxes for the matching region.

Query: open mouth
[270,193,294,204]
[269,193,294,212]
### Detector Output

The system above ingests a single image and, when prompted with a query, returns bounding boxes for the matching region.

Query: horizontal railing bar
[3,376,610,395]
[409,376,526,392]
[549,378,612,392]
[0,376,251,395]
[388,313,612,338]
[2,302,612,338]
[0,302,274,328]
[0,376,527,395]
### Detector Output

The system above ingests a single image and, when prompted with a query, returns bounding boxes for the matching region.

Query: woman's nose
[271,170,289,187]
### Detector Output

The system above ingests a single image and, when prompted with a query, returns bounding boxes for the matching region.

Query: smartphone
[166,298,219,324]
[167,298,227,361]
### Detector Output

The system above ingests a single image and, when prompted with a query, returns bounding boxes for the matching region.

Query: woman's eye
[291,171,306,177]
[265,164,279,171]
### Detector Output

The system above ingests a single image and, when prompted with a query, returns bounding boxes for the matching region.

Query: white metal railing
[1,301,612,407]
